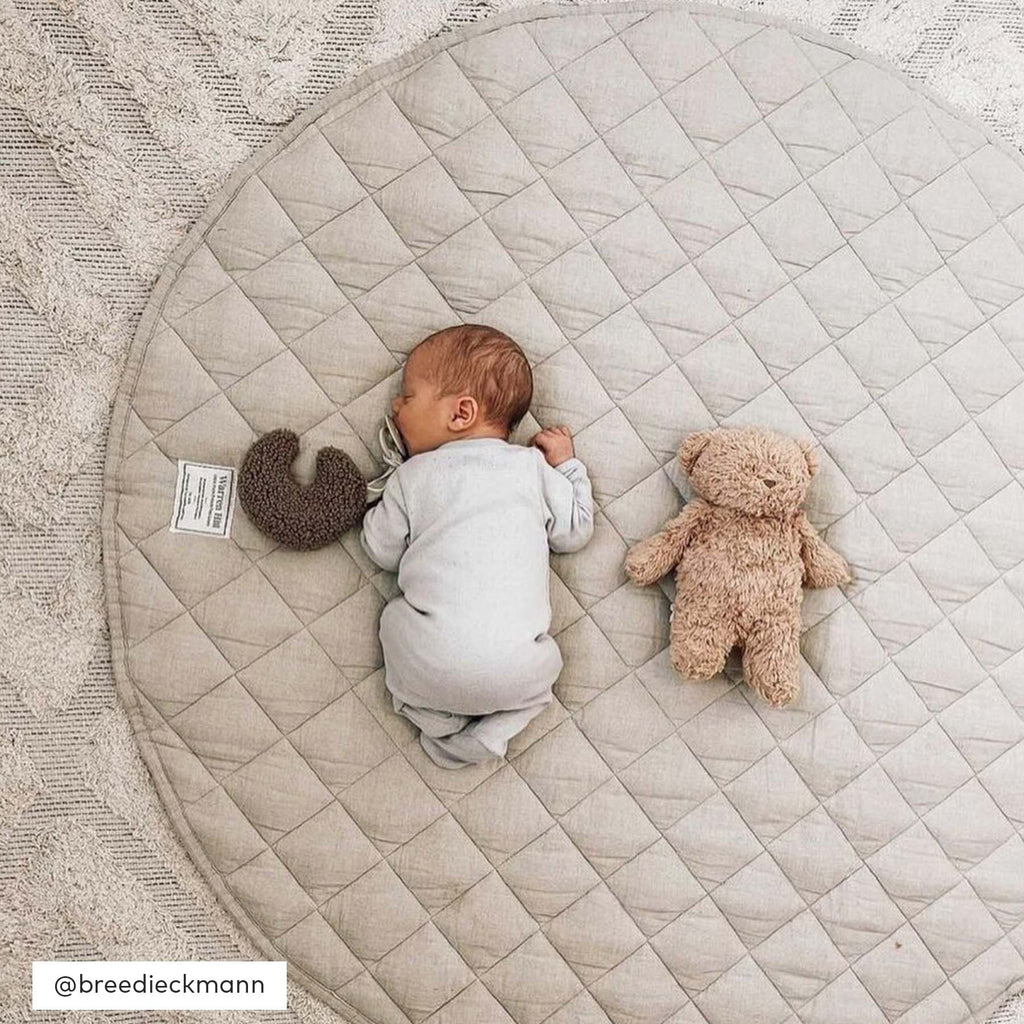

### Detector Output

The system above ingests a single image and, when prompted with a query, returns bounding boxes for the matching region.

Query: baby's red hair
[414,324,533,434]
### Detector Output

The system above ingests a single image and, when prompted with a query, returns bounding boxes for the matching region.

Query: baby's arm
[360,470,411,572]
[533,427,594,554]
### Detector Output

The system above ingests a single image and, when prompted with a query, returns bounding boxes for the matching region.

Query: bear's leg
[669,600,735,680]
[742,614,801,707]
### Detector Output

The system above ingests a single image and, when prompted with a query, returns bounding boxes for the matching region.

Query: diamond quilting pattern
[105,5,1024,1024]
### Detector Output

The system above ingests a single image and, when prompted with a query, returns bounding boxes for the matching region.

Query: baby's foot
[419,730,498,769]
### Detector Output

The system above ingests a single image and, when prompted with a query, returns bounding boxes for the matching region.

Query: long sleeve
[360,470,411,572]
[540,456,594,554]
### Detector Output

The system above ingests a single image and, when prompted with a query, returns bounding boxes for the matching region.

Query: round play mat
[102,3,1024,1022]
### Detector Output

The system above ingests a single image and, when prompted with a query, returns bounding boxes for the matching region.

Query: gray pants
[392,691,553,769]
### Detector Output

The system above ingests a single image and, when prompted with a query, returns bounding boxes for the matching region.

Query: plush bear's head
[678,426,817,517]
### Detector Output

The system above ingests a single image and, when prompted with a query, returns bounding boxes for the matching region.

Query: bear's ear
[799,440,818,477]
[678,430,715,473]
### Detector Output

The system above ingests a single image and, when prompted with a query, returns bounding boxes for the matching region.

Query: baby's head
[391,324,533,456]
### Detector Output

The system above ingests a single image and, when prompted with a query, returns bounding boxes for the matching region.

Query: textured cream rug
[1,0,1023,1021]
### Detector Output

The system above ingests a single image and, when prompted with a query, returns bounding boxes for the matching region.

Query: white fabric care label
[169,460,237,538]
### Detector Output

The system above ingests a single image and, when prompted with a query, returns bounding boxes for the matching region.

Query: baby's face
[390,351,451,456]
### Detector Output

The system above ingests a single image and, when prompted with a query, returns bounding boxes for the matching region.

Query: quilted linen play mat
[101,3,1024,1022]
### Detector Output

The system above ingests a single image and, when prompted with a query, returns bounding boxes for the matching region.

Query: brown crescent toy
[237,428,367,550]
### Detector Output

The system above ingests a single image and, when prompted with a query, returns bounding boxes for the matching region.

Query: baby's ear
[678,430,715,473]
[798,439,818,477]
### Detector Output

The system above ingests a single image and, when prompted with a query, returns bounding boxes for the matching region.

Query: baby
[360,323,594,770]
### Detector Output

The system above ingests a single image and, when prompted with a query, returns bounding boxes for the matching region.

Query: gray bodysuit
[359,436,594,768]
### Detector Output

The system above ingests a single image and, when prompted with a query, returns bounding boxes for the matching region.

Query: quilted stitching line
[741,118,1017,528]
[132,682,419,1018]
[576,64,864,923]
[727,685,971,997]
[354,519,735,1014]
[314,74,611,376]
[156,672,417,888]
[448,670,845,1006]
[140,684,370,923]
[214,669,614,947]
[537,39,854,465]
[145,275,383,467]
[663,699,932,1018]
[642,51,1017,417]
[723,528,1020,1008]
[118,513,377,688]
[168,678,542,1017]
[782,122,1024,787]
[472,780,705,1005]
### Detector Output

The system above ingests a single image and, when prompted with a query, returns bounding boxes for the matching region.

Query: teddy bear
[623,426,851,708]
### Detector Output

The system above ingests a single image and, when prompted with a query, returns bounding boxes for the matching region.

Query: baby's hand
[530,425,574,467]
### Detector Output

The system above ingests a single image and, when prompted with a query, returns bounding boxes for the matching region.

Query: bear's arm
[795,510,851,589]
[624,501,710,587]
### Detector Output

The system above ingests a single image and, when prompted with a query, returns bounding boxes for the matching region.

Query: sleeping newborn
[360,323,594,769]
